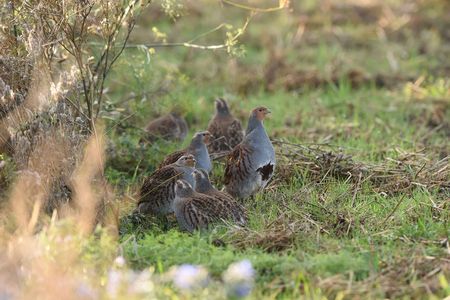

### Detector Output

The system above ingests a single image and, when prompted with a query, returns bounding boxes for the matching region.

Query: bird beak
[265,109,272,115]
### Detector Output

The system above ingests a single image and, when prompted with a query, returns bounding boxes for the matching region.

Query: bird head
[193,131,212,145]
[193,168,209,182]
[215,98,230,115]
[175,180,194,197]
[176,154,196,167]
[169,105,184,118]
[252,106,271,121]
[192,169,212,192]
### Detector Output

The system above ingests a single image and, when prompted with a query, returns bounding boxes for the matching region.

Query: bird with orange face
[223,106,275,199]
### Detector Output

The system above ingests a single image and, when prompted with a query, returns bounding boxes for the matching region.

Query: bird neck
[176,165,193,178]
[195,179,213,193]
[189,142,210,171]
[246,116,264,135]
[170,112,180,118]
[177,188,193,198]
[195,143,208,158]
[216,108,230,117]
[189,137,204,151]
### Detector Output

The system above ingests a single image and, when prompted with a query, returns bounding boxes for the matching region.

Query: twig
[221,0,286,12]
[186,23,228,44]
[382,194,408,225]
[91,12,254,52]
[210,150,232,161]
[351,172,363,207]
[88,41,229,50]
[64,96,91,123]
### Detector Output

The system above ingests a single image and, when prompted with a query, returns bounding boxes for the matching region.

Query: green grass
[96,0,450,298]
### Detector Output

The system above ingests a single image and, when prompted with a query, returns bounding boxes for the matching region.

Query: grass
[102,1,450,298]
[1,0,449,299]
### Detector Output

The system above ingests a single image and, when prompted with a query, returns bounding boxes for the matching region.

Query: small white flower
[114,256,126,267]
[170,264,209,291]
[223,260,255,282]
[223,260,255,298]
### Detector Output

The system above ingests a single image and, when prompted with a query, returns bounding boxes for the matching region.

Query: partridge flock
[137,99,275,233]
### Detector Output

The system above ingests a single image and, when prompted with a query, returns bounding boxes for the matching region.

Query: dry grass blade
[221,214,309,252]
[273,140,449,197]
[9,171,45,233]
[318,254,450,298]
[70,128,107,234]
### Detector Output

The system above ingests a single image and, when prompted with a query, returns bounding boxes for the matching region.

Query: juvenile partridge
[158,131,212,172]
[207,98,244,153]
[193,169,247,225]
[224,106,276,199]
[137,155,196,216]
[142,112,188,143]
[173,180,241,232]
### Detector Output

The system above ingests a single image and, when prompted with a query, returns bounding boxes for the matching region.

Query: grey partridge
[158,131,212,172]
[207,98,244,153]
[173,180,241,232]
[137,155,196,216]
[142,112,188,143]
[224,106,276,199]
[193,168,247,225]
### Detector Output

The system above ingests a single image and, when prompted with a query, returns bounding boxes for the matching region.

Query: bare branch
[220,0,286,12]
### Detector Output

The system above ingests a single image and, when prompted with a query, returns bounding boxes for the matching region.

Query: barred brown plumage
[137,155,196,216]
[173,179,245,233]
[193,169,247,226]
[207,98,244,153]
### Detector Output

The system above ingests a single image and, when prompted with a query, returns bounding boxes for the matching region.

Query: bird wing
[223,143,252,185]
[139,166,181,205]
[207,119,225,152]
[227,119,244,148]
[209,191,248,225]
[146,115,172,132]
[182,195,220,231]
[207,118,220,137]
